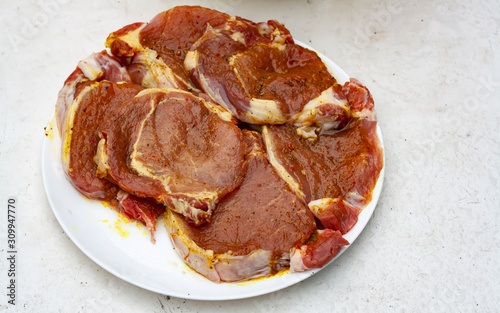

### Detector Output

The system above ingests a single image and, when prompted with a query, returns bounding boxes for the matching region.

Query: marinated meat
[105,23,194,91]
[105,6,230,91]
[263,118,383,234]
[290,229,349,272]
[116,191,165,243]
[290,83,351,140]
[185,17,357,137]
[230,43,338,117]
[167,131,323,282]
[292,78,377,140]
[55,50,132,138]
[96,88,247,225]
[139,6,230,61]
[53,5,382,279]
[342,78,376,120]
[60,80,143,201]
[76,50,132,82]
[56,68,87,138]
[56,64,165,241]
[184,18,294,123]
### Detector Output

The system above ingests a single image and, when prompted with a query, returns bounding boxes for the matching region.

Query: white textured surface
[0,0,499,311]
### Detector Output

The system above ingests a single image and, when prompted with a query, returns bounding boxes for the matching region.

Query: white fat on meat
[200,95,237,123]
[110,23,146,49]
[166,210,277,283]
[261,126,305,199]
[60,83,97,170]
[308,197,362,234]
[344,191,367,208]
[295,126,317,140]
[196,71,240,118]
[311,193,366,210]
[289,246,308,272]
[242,98,287,124]
[77,52,131,82]
[290,86,351,140]
[106,23,198,91]
[167,194,217,226]
[229,30,246,45]
[309,198,334,213]
[56,50,135,139]
[94,137,111,178]
[55,69,87,137]
[183,50,198,73]
[130,50,178,89]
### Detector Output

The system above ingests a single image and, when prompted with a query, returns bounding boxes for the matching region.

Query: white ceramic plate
[42,43,385,300]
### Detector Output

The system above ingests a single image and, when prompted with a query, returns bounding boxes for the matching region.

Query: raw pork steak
[56,77,165,240]
[263,118,383,234]
[59,80,143,200]
[167,131,349,282]
[96,88,247,225]
[55,50,133,139]
[185,16,362,139]
[105,6,231,91]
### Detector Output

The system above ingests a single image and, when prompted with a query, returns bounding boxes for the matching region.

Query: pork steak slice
[185,18,360,137]
[167,130,350,282]
[184,18,296,124]
[60,80,143,201]
[105,22,193,91]
[166,130,317,282]
[139,5,230,61]
[105,6,230,92]
[263,118,383,234]
[57,79,165,240]
[96,88,247,225]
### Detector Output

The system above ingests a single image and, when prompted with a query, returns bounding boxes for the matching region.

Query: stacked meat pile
[55,6,383,283]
